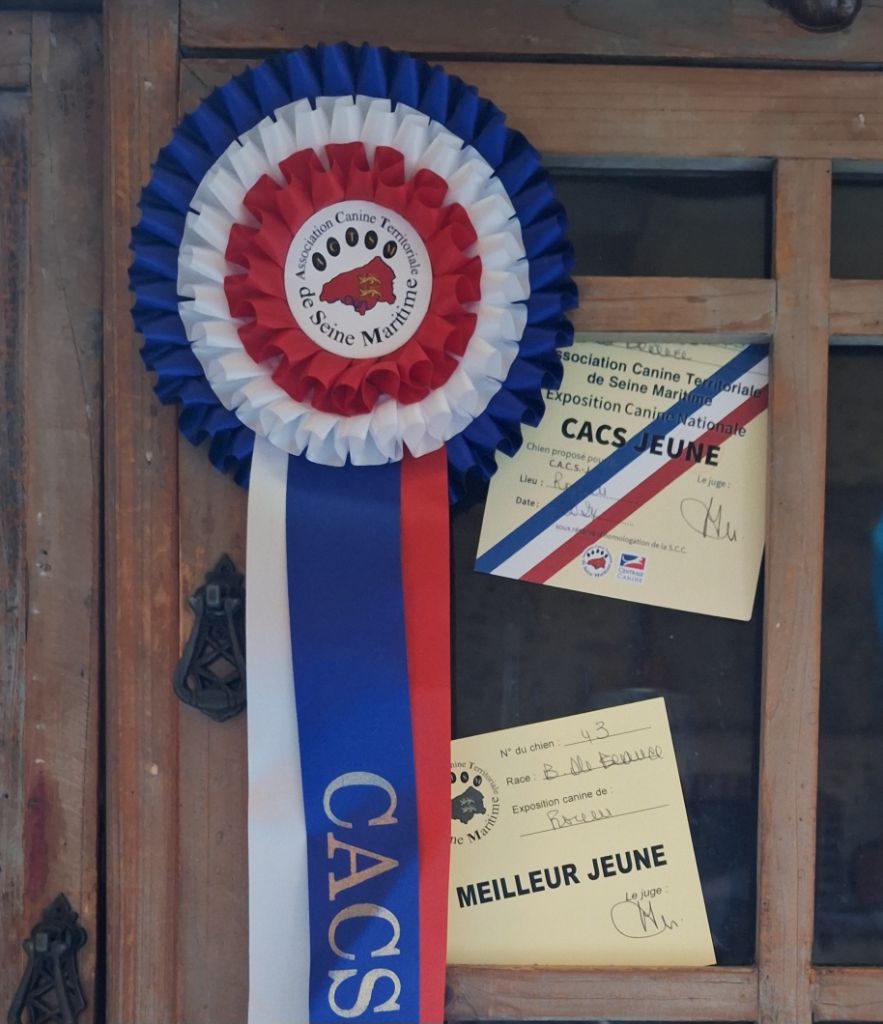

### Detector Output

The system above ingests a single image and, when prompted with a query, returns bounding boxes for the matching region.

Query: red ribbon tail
[401,447,451,1024]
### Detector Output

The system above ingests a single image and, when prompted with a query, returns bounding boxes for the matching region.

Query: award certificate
[476,337,769,620]
[447,698,715,966]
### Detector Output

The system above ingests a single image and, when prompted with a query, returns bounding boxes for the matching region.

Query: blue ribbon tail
[286,458,420,1022]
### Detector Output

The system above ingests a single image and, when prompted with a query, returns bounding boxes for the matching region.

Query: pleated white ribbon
[177,95,530,466]
[245,436,309,1023]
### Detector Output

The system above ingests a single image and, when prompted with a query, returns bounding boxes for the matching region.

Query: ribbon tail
[245,440,449,1023]
[401,448,451,1024]
[286,455,421,1022]
[246,436,310,1024]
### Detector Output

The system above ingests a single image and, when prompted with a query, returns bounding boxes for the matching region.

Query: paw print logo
[451,770,486,824]
[285,199,432,359]
[313,227,398,316]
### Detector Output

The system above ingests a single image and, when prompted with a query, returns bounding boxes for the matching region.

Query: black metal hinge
[174,554,247,722]
[8,894,87,1024]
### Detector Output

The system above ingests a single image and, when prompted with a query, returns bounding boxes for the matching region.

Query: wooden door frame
[105,3,883,1021]
[0,12,102,1023]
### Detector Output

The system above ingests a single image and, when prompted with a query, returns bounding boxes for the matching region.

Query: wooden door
[4,1,877,1022]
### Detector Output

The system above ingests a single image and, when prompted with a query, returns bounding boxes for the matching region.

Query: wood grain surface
[18,14,102,1019]
[814,966,883,1020]
[445,964,757,1021]
[574,274,883,340]
[444,63,883,162]
[757,159,831,1024]
[176,442,248,1023]
[1,13,102,1020]
[830,279,883,337]
[573,276,775,335]
[180,57,883,162]
[104,1,182,1021]
[181,0,883,65]
[0,82,30,1020]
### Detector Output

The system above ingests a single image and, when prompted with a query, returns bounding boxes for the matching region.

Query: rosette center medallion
[285,200,432,359]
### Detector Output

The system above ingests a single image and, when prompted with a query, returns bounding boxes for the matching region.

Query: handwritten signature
[574,499,598,521]
[679,496,737,541]
[610,896,679,938]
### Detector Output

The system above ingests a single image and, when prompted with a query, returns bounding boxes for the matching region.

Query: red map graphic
[319,256,396,316]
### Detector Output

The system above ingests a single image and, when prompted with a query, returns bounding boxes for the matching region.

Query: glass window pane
[832,179,883,280]
[815,347,883,963]
[451,485,762,965]
[447,172,766,967]
[550,168,771,278]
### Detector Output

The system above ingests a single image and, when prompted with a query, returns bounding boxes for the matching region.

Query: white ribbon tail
[246,436,310,1024]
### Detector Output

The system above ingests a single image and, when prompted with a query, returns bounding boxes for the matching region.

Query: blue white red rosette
[130,42,575,1024]
[130,42,575,498]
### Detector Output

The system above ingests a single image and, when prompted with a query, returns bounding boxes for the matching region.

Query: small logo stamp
[450,760,500,844]
[320,254,396,316]
[616,552,647,584]
[581,545,612,577]
[284,199,432,360]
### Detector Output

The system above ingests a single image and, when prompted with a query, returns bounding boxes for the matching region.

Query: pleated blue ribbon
[130,42,576,500]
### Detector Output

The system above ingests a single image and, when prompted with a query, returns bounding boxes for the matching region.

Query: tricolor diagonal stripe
[475,344,769,585]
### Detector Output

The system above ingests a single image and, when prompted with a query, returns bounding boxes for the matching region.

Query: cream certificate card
[476,337,769,620]
[447,698,715,966]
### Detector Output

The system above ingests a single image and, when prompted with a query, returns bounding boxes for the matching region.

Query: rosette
[130,42,575,1024]
[131,42,575,497]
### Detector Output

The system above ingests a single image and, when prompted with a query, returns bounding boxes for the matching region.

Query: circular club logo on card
[284,200,432,359]
[450,760,500,844]
[581,544,612,577]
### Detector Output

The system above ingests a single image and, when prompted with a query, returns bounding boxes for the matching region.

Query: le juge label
[476,337,769,620]
[447,699,715,967]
